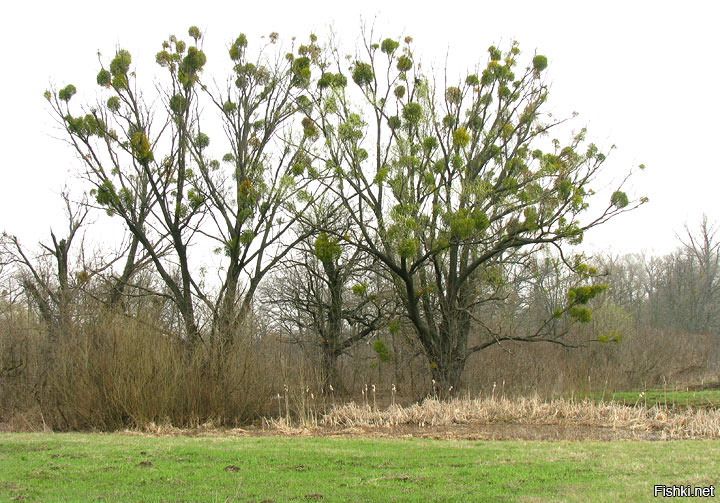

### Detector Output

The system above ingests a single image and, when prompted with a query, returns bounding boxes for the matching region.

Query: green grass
[0,433,718,502]
[581,389,720,408]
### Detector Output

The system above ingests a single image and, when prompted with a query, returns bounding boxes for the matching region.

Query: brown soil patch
[118,423,664,441]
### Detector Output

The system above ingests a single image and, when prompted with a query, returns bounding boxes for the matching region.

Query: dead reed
[318,396,720,439]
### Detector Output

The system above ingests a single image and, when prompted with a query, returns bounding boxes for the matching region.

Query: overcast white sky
[2,0,718,257]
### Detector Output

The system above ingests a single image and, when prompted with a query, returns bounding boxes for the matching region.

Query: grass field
[571,388,720,409]
[0,433,718,502]
[588,389,720,408]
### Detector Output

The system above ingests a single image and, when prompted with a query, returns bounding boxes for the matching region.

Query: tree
[262,207,390,389]
[645,217,720,336]
[47,28,323,347]
[300,34,644,390]
[1,192,88,341]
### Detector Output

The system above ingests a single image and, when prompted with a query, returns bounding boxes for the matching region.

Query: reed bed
[316,396,720,439]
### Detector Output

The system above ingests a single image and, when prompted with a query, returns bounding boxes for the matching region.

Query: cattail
[284,384,290,425]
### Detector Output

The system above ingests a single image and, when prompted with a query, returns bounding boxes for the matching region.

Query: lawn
[0,433,718,502]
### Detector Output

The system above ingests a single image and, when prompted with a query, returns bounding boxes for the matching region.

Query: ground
[1,429,718,502]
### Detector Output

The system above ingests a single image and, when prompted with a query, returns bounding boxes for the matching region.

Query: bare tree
[46,28,324,347]
[262,207,391,389]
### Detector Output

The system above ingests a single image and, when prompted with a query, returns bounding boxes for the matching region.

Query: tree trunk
[320,259,344,391]
[320,343,343,392]
[402,274,471,394]
[425,322,468,396]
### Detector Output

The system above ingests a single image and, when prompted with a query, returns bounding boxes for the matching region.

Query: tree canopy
[45,27,644,390]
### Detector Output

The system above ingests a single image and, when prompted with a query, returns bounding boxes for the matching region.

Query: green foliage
[195,132,210,149]
[334,73,348,88]
[445,86,462,105]
[106,96,121,112]
[372,339,392,362]
[96,69,111,87]
[238,179,254,201]
[292,56,311,86]
[223,237,238,257]
[58,84,76,102]
[169,94,187,115]
[397,237,417,259]
[394,85,406,99]
[317,73,332,89]
[314,232,341,263]
[388,319,401,335]
[422,136,438,153]
[187,188,204,211]
[155,50,173,67]
[352,62,374,87]
[95,179,117,207]
[130,131,153,164]
[396,55,412,72]
[64,113,105,137]
[557,178,572,201]
[318,73,347,89]
[450,212,475,239]
[352,283,368,297]
[109,49,132,76]
[568,306,592,323]
[180,46,206,84]
[597,330,625,344]
[338,113,365,142]
[188,26,201,41]
[523,206,539,231]
[229,34,248,60]
[480,69,494,86]
[452,127,470,148]
[401,102,422,125]
[472,210,489,231]
[301,116,317,138]
[387,115,401,130]
[239,229,255,245]
[566,284,608,305]
[611,190,629,208]
[381,38,400,54]
[532,55,548,72]
[222,100,237,114]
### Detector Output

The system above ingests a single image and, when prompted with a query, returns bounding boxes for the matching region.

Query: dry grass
[317,396,720,439]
